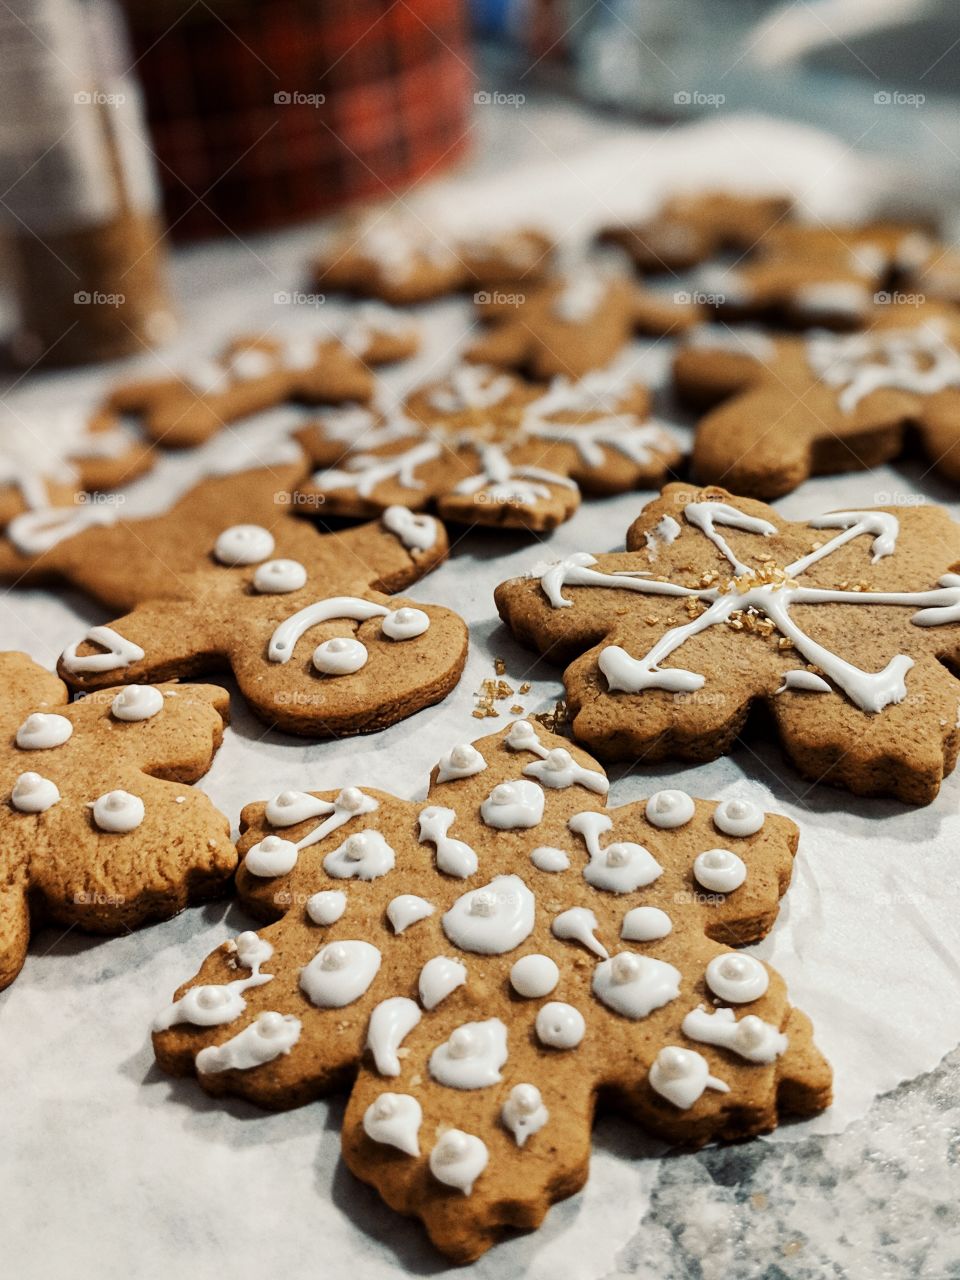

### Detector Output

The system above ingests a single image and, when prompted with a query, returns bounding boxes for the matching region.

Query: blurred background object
[120,0,474,238]
[0,0,175,366]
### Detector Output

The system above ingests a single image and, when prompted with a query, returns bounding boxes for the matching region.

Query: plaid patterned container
[121,0,474,238]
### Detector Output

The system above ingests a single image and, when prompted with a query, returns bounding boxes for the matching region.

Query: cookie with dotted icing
[674,303,960,497]
[0,650,234,991]
[54,483,467,737]
[107,306,418,448]
[0,403,153,532]
[599,190,794,273]
[464,267,698,379]
[295,364,682,534]
[312,215,553,305]
[151,719,829,1261]
[496,482,960,804]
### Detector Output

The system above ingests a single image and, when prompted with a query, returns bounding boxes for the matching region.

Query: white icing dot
[313,636,368,675]
[253,558,307,594]
[419,956,467,1010]
[306,890,347,925]
[382,607,430,640]
[621,906,672,942]
[592,951,681,1019]
[693,848,747,893]
[111,685,164,721]
[442,875,535,954]
[300,939,381,1007]
[323,830,395,880]
[436,743,487,783]
[502,1083,549,1147]
[645,789,695,829]
[530,846,570,872]
[480,780,545,830]
[713,797,765,837]
[705,953,769,1003]
[363,1092,422,1157]
[510,953,560,998]
[245,834,299,877]
[386,894,434,934]
[92,789,145,833]
[429,1130,488,1195]
[214,523,275,566]
[649,1045,729,1110]
[10,771,61,813]
[535,1001,585,1049]
[429,1018,508,1089]
[16,712,73,750]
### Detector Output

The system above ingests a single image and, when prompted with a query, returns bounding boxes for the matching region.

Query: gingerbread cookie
[55,492,467,737]
[496,484,960,804]
[108,305,418,448]
[674,305,960,496]
[696,221,934,331]
[0,404,153,530]
[0,651,235,990]
[313,215,552,304]
[465,267,698,379]
[600,190,794,273]
[151,719,829,1261]
[296,364,682,533]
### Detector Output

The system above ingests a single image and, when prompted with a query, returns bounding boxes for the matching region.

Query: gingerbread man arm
[0,654,234,990]
[151,721,828,1261]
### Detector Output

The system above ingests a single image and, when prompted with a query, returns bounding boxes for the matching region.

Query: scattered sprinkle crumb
[510,704,524,715]
[494,657,506,676]
[519,682,531,694]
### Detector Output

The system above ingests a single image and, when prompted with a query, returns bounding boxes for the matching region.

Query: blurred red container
[121,0,474,238]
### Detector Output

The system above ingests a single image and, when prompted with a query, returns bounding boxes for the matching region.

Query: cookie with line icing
[496,483,960,804]
[55,495,467,737]
[312,216,553,305]
[673,304,960,497]
[599,190,794,273]
[151,719,829,1261]
[464,267,698,379]
[108,305,418,448]
[694,221,935,332]
[0,651,235,991]
[296,364,683,534]
[0,404,153,530]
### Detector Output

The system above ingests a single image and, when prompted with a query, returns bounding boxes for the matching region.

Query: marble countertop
[3,98,960,1280]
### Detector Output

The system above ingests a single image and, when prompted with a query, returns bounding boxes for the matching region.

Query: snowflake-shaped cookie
[54,487,467,737]
[0,651,235,990]
[296,364,683,533]
[496,483,960,804]
[465,267,698,379]
[674,305,960,496]
[0,403,153,530]
[108,306,418,447]
[151,719,829,1261]
[312,215,553,304]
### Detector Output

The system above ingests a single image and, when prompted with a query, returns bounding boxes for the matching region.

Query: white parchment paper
[2,113,959,1278]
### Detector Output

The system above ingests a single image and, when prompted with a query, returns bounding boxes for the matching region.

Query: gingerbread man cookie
[600,190,794,273]
[674,304,960,497]
[108,305,418,448]
[696,221,934,331]
[55,494,467,737]
[0,404,153,530]
[151,720,829,1261]
[313,215,552,304]
[465,267,698,379]
[496,484,960,804]
[296,364,682,533]
[0,651,235,990]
